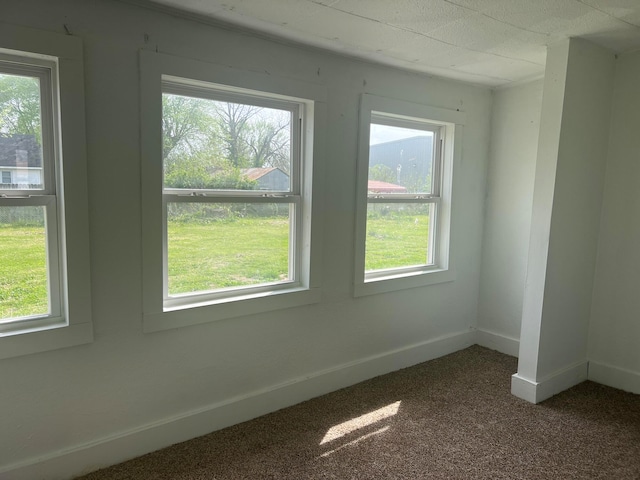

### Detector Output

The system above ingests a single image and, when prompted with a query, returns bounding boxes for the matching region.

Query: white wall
[0,1,492,478]
[588,50,640,394]
[477,80,542,356]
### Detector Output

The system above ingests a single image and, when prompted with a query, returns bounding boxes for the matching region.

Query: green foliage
[164,157,258,190]
[0,73,42,142]
[369,164,397,184]
[162,93,291,184]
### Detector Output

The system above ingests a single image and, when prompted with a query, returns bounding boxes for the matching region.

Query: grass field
[1,213,431,317]
[0,223,49,319]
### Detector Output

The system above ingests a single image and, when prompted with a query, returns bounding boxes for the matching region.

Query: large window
[0,24,92,358]
[354,94,463,296]
[0,56,61,325]
[141,52,323,332]
[162,79,303,309]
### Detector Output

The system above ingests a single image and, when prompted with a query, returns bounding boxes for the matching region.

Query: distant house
[369,135,433,188]
[0,134,43,188]
[367,180,407,193]
[241,167,290,191]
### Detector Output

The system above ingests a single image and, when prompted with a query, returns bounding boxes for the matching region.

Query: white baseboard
[2,330,475,480]
[588,361,640,395]
[511,360,588,404]
[475,329,519,357]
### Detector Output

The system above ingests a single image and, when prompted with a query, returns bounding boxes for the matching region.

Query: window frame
[354,94,464,297]
[140,51,325,333]
[0,23,92,359]
[0,55,63,325]
[161,78,304,309]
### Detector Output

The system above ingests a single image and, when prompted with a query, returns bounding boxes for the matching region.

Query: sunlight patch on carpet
[319,427,390,458]
[320,401,400,445]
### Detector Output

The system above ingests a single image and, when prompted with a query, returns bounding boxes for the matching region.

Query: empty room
[1,0,639,478]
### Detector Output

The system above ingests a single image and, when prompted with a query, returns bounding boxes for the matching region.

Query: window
[162,79,303,309]
[0,23,92,359]
[141,52,324,332]
[354,94,463,296]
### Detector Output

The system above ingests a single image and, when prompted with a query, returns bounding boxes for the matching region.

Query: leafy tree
[162,94,216,164]
[162,94,293,187]
[0,73,42,142]
[369,164,397,184]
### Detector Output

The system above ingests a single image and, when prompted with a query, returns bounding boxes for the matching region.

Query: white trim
[354,94,464,297]
[0,322,92,361]
[475,329,520,357]
[588,361,640,395]
[0,23,92,357]
[140,51,326,331]
[1,329,475,480]
[511,360,588,404]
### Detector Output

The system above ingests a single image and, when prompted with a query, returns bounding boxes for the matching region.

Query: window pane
[365,203,433,272]
[162,93,292,191]
[167,202,291,296]
[369,123,434,194]
[0,206,49,320]
[0,73,44,190]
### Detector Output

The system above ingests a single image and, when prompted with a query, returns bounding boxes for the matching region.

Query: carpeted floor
[76,346,640,479]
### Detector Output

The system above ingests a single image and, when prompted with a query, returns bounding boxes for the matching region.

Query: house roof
[367,180,407,193]
[0,134,42,168]
[241,167,282,180]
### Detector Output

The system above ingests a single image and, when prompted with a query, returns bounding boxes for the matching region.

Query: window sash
[162,78,302,197]
[364,118,443,276]
[0,195,62,330]
[0,54,63,328]
[0,55,57,196]
[162,198,302,308]
[160,79,305,310]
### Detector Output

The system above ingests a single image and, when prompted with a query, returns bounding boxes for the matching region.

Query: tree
[369,164,396,184]
[0,73,42,142]
[162,93,293,188]
[213,102,259,168]
[162,94,216,164]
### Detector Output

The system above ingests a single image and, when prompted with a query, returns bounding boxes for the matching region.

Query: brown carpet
[76,346,640,479]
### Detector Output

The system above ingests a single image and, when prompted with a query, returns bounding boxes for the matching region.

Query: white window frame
[354,94,464,297]
[0,23,92,359]
[140,51,325,333]
[1,171,10,184]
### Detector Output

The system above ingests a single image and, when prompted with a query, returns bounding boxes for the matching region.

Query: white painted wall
[477,80,542,356]
[588,50,640,394]
[0,0,491,478]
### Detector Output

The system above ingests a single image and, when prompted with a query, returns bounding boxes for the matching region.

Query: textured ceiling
[140,0,640,86]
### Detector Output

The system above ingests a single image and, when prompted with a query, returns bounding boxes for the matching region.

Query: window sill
[143,287,321,333]
[354,267,455,297]
[0,321,93,360]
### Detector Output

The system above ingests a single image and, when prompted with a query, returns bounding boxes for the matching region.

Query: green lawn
[0,223,49,319]
[167,217,290,294]
[365,212,431,271]
[0,213,431,315]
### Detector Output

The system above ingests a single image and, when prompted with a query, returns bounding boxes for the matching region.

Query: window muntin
[161,78,304,309]
[0,55,63,327]
[365,113,443,277]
